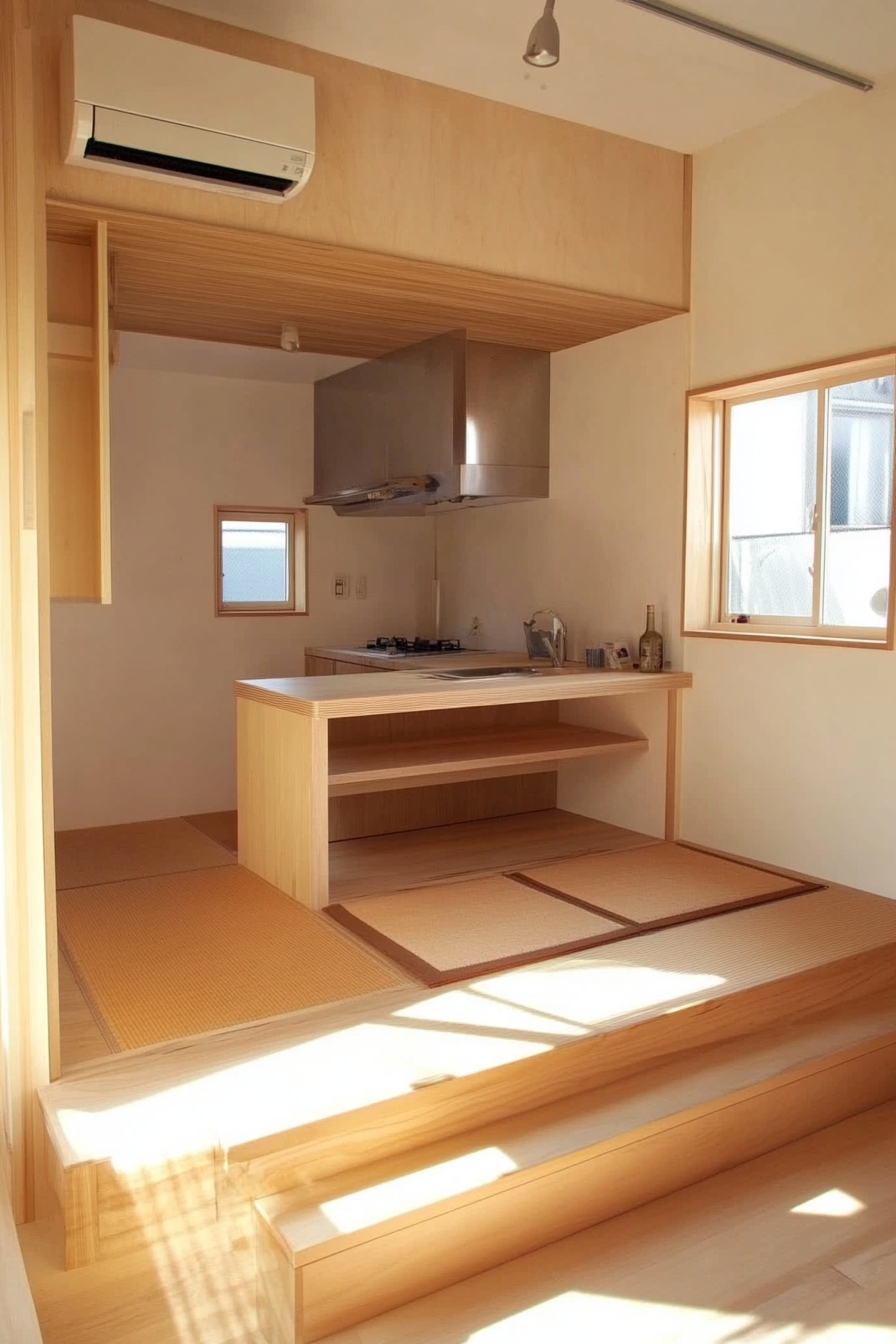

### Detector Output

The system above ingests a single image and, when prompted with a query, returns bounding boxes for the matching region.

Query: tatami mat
[328,875,625,983]
[55,817,236,890]
[328,844,821,987]
[520,843,817,925]
[58,865,412,1051]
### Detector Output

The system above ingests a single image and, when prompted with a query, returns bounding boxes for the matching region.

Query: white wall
[682,74,896,896]
[50,364,432,829]
[438,315,689,838]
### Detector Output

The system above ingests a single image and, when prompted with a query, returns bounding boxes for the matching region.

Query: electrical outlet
[334,573,351,599]
[355,574,367,599]
[470,616,482,635]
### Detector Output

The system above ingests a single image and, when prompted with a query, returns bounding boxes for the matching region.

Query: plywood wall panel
[33,0,688,310]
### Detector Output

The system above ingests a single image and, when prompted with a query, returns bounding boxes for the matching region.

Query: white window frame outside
[683,350,896,650]
[214,505,308,616]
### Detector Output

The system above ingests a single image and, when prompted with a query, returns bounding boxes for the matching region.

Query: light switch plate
[334,573,351,599]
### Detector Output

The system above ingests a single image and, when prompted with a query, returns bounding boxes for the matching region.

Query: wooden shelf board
[328,725,647,796]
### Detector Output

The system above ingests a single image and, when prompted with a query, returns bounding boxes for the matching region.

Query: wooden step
[254,985,896,1344]
[39,885,896,1271]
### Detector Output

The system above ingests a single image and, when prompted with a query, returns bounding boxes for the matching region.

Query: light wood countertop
[305,647,539,671]
[235,668,693,720]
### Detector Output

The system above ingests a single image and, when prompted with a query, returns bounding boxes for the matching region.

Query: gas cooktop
[364,637,468,656]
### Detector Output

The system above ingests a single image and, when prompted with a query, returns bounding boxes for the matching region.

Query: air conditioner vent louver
[84,137,296,196]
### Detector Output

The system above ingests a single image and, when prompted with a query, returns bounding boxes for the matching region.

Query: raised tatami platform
[35,870,896,1340]
[41,879,896,1177]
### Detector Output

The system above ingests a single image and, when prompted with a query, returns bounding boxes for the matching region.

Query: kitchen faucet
[524,610,566,666]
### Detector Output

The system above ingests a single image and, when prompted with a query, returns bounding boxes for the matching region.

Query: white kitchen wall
[682,73,896,897]
[438,315,689,838]
[50,360,432,829]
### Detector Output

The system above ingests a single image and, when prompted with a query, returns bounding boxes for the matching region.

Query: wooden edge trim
[507,871,638,925]
[323,905,447,985]
[665,687,682,842]
[689,346,896,399]
[324,904,637,988]
[57,941,121,1054]
[682,628,892,650]
[681,154,692,310]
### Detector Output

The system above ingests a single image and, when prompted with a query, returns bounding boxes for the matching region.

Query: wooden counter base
[235,671,692,909]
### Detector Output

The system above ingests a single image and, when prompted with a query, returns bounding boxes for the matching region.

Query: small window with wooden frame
[684,350,896,648]
[215,506,307,616]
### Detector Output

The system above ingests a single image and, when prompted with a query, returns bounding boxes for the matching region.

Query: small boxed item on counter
[587,641,633,670]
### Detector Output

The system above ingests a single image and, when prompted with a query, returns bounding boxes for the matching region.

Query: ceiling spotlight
[523,0,560,68]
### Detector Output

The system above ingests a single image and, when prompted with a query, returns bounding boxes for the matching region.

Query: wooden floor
[20,1100,896,1343]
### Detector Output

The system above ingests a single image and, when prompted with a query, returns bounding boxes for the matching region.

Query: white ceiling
[117,333,363,381]
[150,0,896,151]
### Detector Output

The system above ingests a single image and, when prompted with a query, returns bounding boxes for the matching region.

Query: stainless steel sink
[424,665,564,680]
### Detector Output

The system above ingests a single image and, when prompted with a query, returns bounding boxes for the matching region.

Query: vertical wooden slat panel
[94,219,111,604]
[237,699,329,909]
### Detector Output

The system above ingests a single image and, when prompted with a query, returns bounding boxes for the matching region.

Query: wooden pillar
[0,0,56,1222]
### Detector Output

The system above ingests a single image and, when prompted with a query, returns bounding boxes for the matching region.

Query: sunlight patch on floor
[471,959,727,1027]
[466,1290,754,1343]
[319,1146,518,1235]
[57,1019,552,1169]
[464,1291,896,1343]
[791,1189,867,1218]
[392,987,590,1036]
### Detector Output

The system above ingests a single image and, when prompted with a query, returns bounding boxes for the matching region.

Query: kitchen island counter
[235,668,692,908]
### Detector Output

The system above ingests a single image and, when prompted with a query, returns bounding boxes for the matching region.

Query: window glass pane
[727,389,817,618]
[221,519,289,604]
[823,375,894,628]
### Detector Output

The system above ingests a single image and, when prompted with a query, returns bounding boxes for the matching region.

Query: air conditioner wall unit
[64,15,315,201]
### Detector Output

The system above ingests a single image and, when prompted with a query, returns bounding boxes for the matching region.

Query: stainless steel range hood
[305,331,550,515]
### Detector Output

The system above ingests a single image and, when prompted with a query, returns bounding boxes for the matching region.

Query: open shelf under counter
[328,722,648,797]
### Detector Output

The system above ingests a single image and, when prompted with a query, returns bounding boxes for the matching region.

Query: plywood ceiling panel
[47,201,683,357]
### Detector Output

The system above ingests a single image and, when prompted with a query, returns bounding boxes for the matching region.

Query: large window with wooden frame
[215,506,307,615]
[684,351,896,648]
